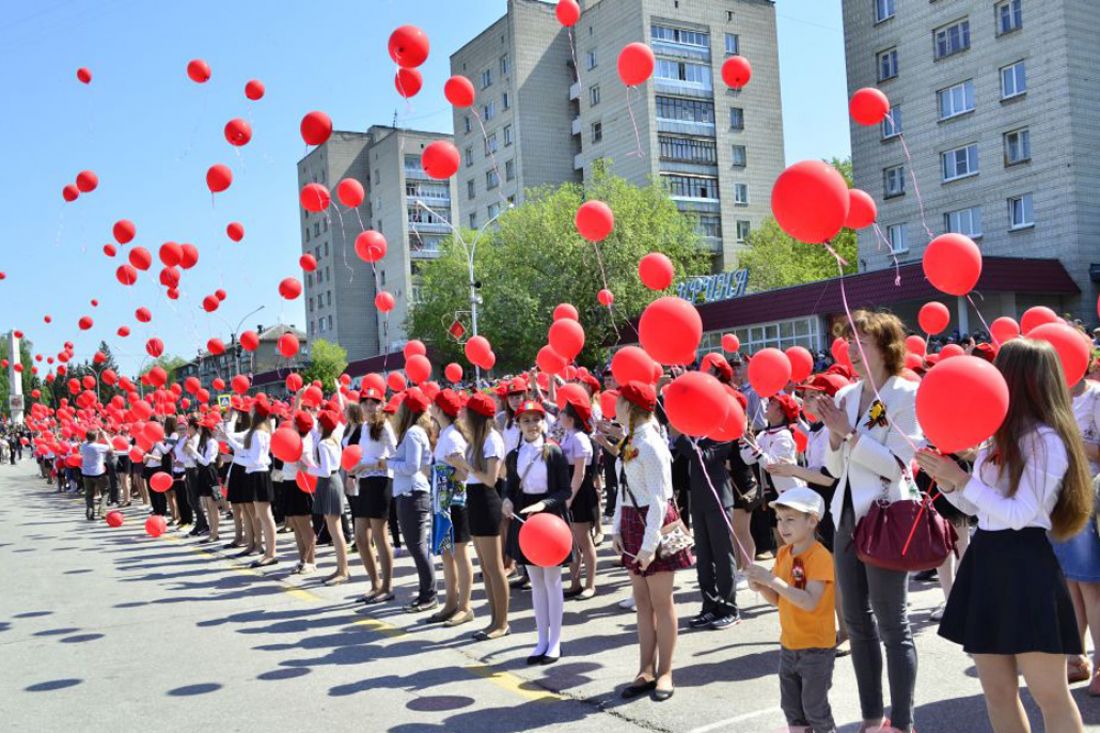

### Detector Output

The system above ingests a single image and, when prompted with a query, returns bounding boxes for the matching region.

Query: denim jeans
[396,492,435,603]
[779,647,836,732]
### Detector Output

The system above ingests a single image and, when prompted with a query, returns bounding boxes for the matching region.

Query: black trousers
[691,499,738,616]
[173,475,193,525]
[149,481,168,516]
[184,468,208,531]
[388,497,403,548]
[106,458,119,504]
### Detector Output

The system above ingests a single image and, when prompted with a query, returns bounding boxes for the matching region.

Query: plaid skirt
[620,504,694,576]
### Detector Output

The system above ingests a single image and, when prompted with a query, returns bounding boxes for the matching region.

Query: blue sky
[0,0,848,375]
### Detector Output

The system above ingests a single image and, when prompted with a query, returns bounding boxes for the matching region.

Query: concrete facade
[843,0,1100,322]
[297,126,458,362]
[450,0,785,270]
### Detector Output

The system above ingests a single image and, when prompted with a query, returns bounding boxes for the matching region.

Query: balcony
[656,118,716,137]
[409,220,451,235]
[404,164,429,179]
[654,78,713,99]
[574,153,584,171]
[699,235,723,254]
[410,244,442,259]
[651,40,711,63]
[569,82,580,101]
[571,116,581,136]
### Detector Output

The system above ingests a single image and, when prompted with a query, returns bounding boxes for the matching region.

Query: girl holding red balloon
[502,400,572,665]
[304,411,351,585]
[220,409,259,556]
[281,411,317,575]
[917,338,1091,732]
[560,397,600,601]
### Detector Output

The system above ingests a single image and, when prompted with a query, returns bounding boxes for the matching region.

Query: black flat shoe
[652,687,675,701]
[526,654,546,665]
[539,655,560,665]
[621,679,657,700]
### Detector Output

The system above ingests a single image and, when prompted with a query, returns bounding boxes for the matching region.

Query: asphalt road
[1,460,1097,732]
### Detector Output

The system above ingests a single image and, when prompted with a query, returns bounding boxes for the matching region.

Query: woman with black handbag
[809,310,921,733]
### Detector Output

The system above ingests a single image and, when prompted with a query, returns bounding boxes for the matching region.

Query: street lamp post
[231,305,265,383]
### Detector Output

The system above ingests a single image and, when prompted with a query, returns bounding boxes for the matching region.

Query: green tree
[64,341,124,401]
[149,354,189,384]
[737,157,858,292]
[301,339,348,388]
[408,167,710,372]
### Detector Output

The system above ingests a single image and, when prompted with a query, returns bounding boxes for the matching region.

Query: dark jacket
[504,441,571,519]
[674,436,734,508]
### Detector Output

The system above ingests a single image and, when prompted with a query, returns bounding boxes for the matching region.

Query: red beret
[251,398,270,420]
[973,343,996,363]
[701,352,733,382]
[403,387,430,414]
[578,373,601,393]
[619,381,656,412]
[383,397,400,414]
[360,386,384,402]
[434,388,462,418]
[292,410,314,434]
[799,373,850,397]
[317,410,339,434]
[506,377,529,395]
[466,392,496,418]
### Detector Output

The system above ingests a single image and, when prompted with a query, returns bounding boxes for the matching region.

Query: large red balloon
[618,42,655,86]
[518,513,572,567]
[536,345,568,375]
[224,118,252,146]
[444,363,463,383]
[548,319,585,360]
[395,68,423,98]
[271,427,303,462]
[639,297,702,365]
[849,87,890,126]
[1020,306,1058,335]
[186,59,211,83]
[277,333,300,359]
[240,330,259,351]
[663,372,727,436]
[747,347,792,398]
[939,344,965,360]
[299,254,317,272]
[336,178,365,208]
[421,141,460,180]
[553,303,579,321]
[149,471,173,493]
[202,294,219,312]
[785,346,814,383]
[638,252,674,290]
[923,233,981,296]
[707,386,748,442]
[341,445,363,472]
[721,56,752,89]
[388,25,430,68]
[771,160,850,244]
[113,219,135,244]
[375,291,395,313]
[300,111,333,146]
[206,164,232,193]
[575,200,614,242]
[405,354,432,384]
[208,338,225,355]
[244,79,265,100]
[556,0,580,26]
[76,170,98,193]
[145,515,167,537]
[300,183,331,213]
[279,277,302,300]
[226,222,245,242]
[918,302,951,335]
[845,189,877,229]
[116,264,138,286]
[990,317,1020,344]
[916,356,1008,453]
[1029,323,1091,386]
[444,75,476,107]
[355,230,387,262]
[296,472,317,495]
[465,336,493,368]
[159,241,182,267]
[386,372,407,393]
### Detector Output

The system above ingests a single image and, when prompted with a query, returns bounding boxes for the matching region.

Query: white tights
[527,564,564,657]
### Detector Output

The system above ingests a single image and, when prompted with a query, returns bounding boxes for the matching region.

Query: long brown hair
[364,404,387,442]
[463,409,498,474]
[393,402,432,445]
[992,339,1091,540]
[244,411,271,450]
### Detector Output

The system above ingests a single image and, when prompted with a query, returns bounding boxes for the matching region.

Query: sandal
[621,678,657,700]
[1068,656,1092,684]
[363,592,394,605]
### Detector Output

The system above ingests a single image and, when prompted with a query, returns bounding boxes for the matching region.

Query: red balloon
[1021,306,1058,335]
[286,373,303,392]
[76,170,98,193]
[202,295,220,312]
[556,0,580,26]
[300,111,333,146]
[387,372,407,392]
[638,252,674,290]
[747,347,792,398]
[664,372,727,436]
[403,340,427,359]
[62,184,79,202]
[990,317,1020,344]
[103,243,117,257]
[212,377,226,391]
[618,42,655,86]
[299,254,317,272]
[575,200,614,242]
[549,319,585,360]
[300,183,331,213]
[184,376,200,394]
[146,338,164,358]
[375,291,395,313]
[279,277,302,300]
[355,230,387,262]
[849,87,890,126]
[129,246,152,272]
[244,79,265,100]
[771,160,850,244]
[536,345,568,375]
[444,75,476,107]
[208,338,225,355]
[845,189,877,229]
[444,363,463,383]
[78,315,93,330]
[135,307,152,323]
[206,164,232,193]
[518,512,572,567]
[113,219,135,244]
[240,330,259,351]
[336,178,365,208]
[215,288,226,301]
[639,296,702,365]
[296,472,317,495]
[917,356,1008,453]
[117,326,130,337]
[159,241,182,267]
[553,303,579,322]
[226,222,244,242]
[186,59,211,83]
[1029,323,1091,386]
[105,510,124,528]
[939,344,965,360]
[906,335,927,357]
[341,445,363,472]
[721,55,752,89]
[224,118,252,146]
[785,346,814,383]
[150,471,173,493]
[465,335,493,368]
[597,288,614,307]
[722,334,740,353]
[271,427,303,462]
[148,366,168,387]
[421,141,460,180]
[116,264,138,286]
[918,302,951,336]
[278,333,300,358]
[388,25,430,68]
[145,515,167,537]
[923,233,981,296]
[76,67,92,84]
[159,266,180,288]
[405,354,432,384]
[395,67,423,98]
[231,374,251,394]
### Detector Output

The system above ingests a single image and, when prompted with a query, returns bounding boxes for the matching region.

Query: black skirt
[938,527,1081,655]
[226,463,252,504]
[449,504,471,544]
[281,478,313,517]
[504,491,572,567]
[248,470,275,503]
[569,479,599,524]
[467,481,503,537]
[357,475,392,519]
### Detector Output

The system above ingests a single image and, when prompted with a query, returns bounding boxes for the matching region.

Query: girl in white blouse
[354,388,398,604]
[301,410,350,585]
[918,338,1091,733]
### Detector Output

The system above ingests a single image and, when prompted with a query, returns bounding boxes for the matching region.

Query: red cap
[317,410,339,434]
[403,387,430,414]
[798,373,850,398]
[360,386,384,402]
[825,364,855,380]
[515,399,545,417]
[973,343,996,363]
[506,377,529,395]
[578,373,601,393]
[434,388,462,418]
[251,397,270,420]
[383,397,400,414]
[771,393,800,423]
[701,352,733,382]
[619,381,656,412]
[466,392,497,418]
[293,410,314,434]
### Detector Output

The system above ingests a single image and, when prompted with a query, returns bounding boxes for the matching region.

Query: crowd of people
[16,307,1100,733]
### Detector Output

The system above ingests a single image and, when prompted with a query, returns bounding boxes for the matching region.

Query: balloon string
[966,293,995,344]
[888,116,933,242]
[588,243,622,341]
[870,222,902,287]
[472,109,509,209]
[625,86,645,159]
[690,439,752,567]
[329,206,355,284]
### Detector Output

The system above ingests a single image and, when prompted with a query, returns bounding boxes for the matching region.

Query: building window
[486,169,499,190]
[882,105,902,138]
[589,84,600,106]
[482,101,496,121]
[875,0,895,23]
[655,95,715,123]
[323,241,329,256]
[1008,193,1034,229]
[733,183,749,205]
[887,223,909,253]
[651,25,710,48]
[307,272,313,287]
[469,212,477,229]
[305,228,311,243]
[500,54,509,75]
[884,164,905,198]
[467,179,475,199]
[488,202,501,220]
[326,291,332,306]
[464,116,471,134]
[655,59,713,89]
[374,168,380,185]
[322,219,328,232]
[503,124,513,146]
[1004,128,1031,165]
[695,213,722,238]
[481,68,493,89]
[934,19,970,59]
[484,133,498,156]
[736,220,751,243]
[937,79,975,120]
[724,33,739,55]
[944,207,983,238]
[464,146,473,167]
[327,316,333,331]
[663,174,719,200]
[731,144,747,167]
[308,297,314,313]
[586,49,597,70]
[658,134,717,164]
[996,0,1022,35]
[502,91,510,110]
[729,107,744,130]
[942,143,979,181]
[877,47,898,81]
[1000,60,1027,99]
[505,159,515,181]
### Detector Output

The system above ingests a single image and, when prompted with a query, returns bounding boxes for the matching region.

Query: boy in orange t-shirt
[746,487,836,733]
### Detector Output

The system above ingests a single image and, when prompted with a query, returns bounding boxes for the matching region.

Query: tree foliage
[737,157,858,292]
[408,167,710,373]
[301,339,347,388]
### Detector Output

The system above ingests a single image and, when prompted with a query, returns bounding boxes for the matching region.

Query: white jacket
[824,376,921,528]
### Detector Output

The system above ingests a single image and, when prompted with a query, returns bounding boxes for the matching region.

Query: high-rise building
[843,0,1100,325]
[297,126,458,361]
[450,0,785,270]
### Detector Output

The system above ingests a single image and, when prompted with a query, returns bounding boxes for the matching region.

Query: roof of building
[258,324,306,341]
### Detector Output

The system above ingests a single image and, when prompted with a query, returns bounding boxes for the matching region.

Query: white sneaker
[618,597,636,611]
[735,573,750,591]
